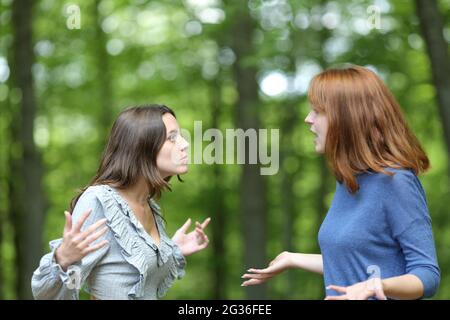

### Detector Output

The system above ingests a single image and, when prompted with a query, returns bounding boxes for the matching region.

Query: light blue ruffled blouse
[31,185,186,300]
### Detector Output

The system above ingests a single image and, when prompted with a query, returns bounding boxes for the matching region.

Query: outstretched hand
[325,278,387,300]
[241,251,294,286]
[55,209,109,271]
[172,217,211,257]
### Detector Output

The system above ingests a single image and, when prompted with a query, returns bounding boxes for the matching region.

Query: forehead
[162,113,179,132]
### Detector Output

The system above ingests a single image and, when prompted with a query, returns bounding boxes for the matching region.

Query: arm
[242,252,323,286]
[382,274,425,300]
[31,191,110,300]
[289,253,323,275]
[385,172,440,299]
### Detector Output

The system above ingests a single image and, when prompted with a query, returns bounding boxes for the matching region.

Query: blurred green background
[0,0,449,299]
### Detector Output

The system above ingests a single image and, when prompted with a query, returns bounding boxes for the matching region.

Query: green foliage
[0,0,449,299]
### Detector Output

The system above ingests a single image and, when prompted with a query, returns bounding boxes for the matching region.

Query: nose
[305,111,314,125]
[178,135,189,151]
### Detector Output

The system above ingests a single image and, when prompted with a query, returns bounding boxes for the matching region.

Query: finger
[198,236,209,250]
[64,211,72,234]
[195,226,206,234]
[73,209,93,233]
[80,226,109,248]
[242,273,275,280]
[83,240,109,255]
[241,278,267,287]
[326,285,347,294]
[179,218,192,233]
[195,227,207,238]
[247,267,274,274]
[196,229,209,244]
[80,218,108,238]
[375,288,387,300]
[200,217,211,229]
[325,295,348,300]
[195,229,209,248]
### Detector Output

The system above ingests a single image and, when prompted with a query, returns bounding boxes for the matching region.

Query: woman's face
[156,113,189,178]
[304,107,329,154]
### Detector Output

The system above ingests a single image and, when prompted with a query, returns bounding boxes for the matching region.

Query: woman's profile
[242,65,440,300]
[32,105,210,300]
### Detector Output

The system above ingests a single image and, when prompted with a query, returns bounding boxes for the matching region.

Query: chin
[177,165,189,175]
[315,145,325,154]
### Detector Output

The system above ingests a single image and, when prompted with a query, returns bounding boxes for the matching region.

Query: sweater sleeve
[384,170,440,298]
[31,189,111,300]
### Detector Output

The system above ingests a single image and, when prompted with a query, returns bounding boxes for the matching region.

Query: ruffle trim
[94,185,186,299]
[34,239,81,299]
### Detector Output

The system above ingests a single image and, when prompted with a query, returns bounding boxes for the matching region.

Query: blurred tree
[93,0,114,143]
[208,77,227,299]
[416,0,450,171]
[1,0,449,300]
[10,0,47,299]
[230,5,268,299]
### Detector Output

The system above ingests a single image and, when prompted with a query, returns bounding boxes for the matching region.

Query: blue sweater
[318,168,440,299]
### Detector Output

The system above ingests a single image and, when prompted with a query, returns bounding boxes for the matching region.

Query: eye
[167,132,178,143]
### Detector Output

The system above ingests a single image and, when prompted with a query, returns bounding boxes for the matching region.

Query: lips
[179,155,188,164]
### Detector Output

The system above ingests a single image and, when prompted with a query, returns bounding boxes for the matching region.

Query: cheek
[156,144,172,166]
[319,117,329,134]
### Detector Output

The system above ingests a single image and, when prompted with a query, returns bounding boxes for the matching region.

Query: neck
[121,178,150,205]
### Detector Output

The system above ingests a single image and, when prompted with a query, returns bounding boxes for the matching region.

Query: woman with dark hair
[241,66,440,300]
[32,105,210,300]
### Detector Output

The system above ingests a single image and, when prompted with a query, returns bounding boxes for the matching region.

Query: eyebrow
[167,129,178,135]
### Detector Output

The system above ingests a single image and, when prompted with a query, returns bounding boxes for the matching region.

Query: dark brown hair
[308,65,429,193]
[69,104,178,212]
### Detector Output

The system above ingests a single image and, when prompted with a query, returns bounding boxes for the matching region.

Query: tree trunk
[230,6,267,300]
[11,0,46,299]
[279,100,299,298]
[208,78,227,299]
[416,0,450,166]
[94,0,113,142]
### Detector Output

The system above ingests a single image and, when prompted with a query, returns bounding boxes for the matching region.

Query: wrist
[54,247,70,271]
[381,279,388,295]
[285,252,296,269]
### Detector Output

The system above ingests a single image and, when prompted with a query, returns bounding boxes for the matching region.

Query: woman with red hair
[242,65,440,300]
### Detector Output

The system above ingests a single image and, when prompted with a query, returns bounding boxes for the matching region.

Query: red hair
[308,65,429,193]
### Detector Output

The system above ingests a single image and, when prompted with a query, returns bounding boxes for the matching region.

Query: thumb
[179,218,192,234]
[375,287,387,300]
[64,211,72,234]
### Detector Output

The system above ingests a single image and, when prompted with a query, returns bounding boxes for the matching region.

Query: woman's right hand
[241,251,295,287]
[55,209,109,271]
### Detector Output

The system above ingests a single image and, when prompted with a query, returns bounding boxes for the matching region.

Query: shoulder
[359,168,425,198]
[364,167,418,187]
[78,184,116,203]
[72,185,110,220]
[385,168,422,192]
[369,168,427,207]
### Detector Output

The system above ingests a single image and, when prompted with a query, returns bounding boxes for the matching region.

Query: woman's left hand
[172,217,211,257]
[325,278,387,300]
